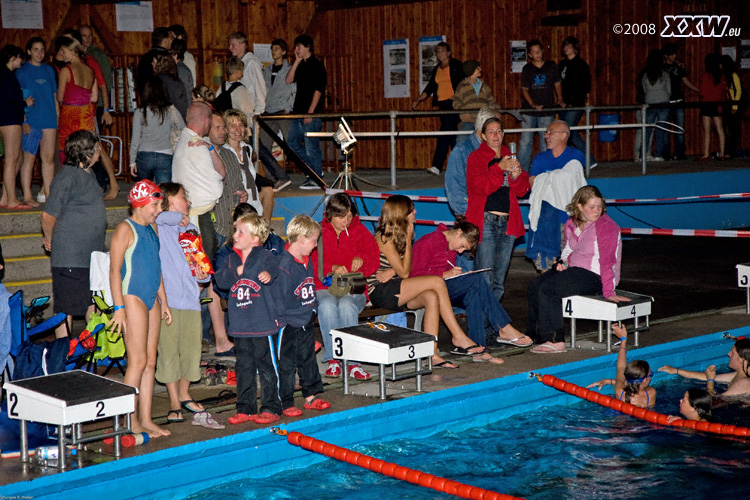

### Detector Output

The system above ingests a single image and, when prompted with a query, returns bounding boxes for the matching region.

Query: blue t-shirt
[530,146,585,223]
[15,62,57,129]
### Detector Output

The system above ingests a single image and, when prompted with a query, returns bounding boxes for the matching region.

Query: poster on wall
[418,35,445,93]
[383,39,410,99]
[510,40,527,74]
[116,1,154,32]
[740,40,750,69]
[1,0,43,29]
[254,43,272,69]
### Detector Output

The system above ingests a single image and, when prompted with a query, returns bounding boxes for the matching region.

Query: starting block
[3,370,137,469]
[562,290,654,351]
[330,323,435,399]
[737,263,750,314]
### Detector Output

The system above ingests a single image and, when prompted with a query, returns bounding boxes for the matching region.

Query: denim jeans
[644,107,669,159]
[455,121,474,146]
[317,289,367,363]
[667,107,686,158]
[476,213,516,303]
[446,273,512,347]
[559,109,597,165]
[136,151,172,184]
[287,118,323,176]
[518,114,554,172]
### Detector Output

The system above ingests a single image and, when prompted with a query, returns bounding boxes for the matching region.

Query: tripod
[330,147,389,190]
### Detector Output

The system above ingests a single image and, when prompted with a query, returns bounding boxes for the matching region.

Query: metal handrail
[255,101,735,186]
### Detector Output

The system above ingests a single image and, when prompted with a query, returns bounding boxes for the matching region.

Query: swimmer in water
[659,338,750,397]
[587,322,657,408]
[667,388,714,423]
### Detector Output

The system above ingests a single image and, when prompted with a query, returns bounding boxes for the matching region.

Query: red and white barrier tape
[329,189,750,206]
[620,228,750,238]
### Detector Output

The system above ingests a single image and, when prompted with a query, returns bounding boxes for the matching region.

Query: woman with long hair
[411,218,533,363]
[129,77,184,184]
[312,193,378,380]
[368,195,485,368]
[641,49,671,161]
[0,44,33,209]
[527,186,630,353]
[55,35,97,162]
[153,52,189,121]
[697,53,727,161]
[15,37,58,206]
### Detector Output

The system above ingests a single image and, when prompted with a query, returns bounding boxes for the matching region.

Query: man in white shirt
[228,31,267,117]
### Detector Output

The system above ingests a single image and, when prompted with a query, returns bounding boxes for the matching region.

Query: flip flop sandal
[472,354,504,364]
[166,409,184,423]
[181,400,204,413]
[450,344,482,356]
[434,360,459,369]
[496,336,533,347]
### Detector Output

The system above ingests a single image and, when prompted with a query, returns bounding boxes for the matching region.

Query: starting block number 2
[564,299,637,317]
[7,393,107,420]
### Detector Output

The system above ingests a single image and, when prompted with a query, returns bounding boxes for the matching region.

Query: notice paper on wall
[383,39,410,99]
[1,0,43,29]
[116,1,154,32]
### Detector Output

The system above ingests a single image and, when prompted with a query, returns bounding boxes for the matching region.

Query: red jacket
[465,141,530,241]
[312,216,380,290]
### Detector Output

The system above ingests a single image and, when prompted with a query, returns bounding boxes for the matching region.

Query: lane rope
[532,373,750,437]
[275,428,525,500]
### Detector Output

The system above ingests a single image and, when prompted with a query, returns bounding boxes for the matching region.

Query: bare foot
[137,421,171,438]
[104,184,120,200]
[215,342,234,354]
[497,325,533,346]
[23,198,40,208]
[473,352,504,364]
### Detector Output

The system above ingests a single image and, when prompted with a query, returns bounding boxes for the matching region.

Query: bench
[358,306,424,332]
[737,263,750,314]
[561,290,654,351]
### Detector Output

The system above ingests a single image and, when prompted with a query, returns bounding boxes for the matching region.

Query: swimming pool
[186,375,750,500]
[5,328,748,500]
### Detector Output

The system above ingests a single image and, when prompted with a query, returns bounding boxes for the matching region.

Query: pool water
[186,370,750,499]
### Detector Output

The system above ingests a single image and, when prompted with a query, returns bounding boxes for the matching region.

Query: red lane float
[285,431,525,500]
[538,374,750,437]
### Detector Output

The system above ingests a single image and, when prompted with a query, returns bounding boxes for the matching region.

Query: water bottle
[32,445,76,465]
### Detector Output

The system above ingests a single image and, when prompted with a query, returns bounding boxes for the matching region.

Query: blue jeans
[476,213,516,303]
[644,107,669,158]
[446,273,512,347]
[136,151,172,184]
[559,110,597,165]
[317,289,367,363]
[287,118,323,176]
[518,114,554,172]
[667,107,686,158]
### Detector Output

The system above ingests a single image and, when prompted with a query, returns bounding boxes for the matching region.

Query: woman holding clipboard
[411,219,533,362]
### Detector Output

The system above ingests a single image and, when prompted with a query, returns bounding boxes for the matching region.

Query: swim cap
[128,180,163,208]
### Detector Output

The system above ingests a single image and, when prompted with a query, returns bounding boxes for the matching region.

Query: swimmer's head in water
[623,360,652,402]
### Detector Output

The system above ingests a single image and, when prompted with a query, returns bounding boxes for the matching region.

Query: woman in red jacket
[311,193,378,381]
[466,117,530,302]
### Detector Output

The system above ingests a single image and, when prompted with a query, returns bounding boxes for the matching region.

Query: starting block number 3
[333,337,416,358]
[564,299,637,317]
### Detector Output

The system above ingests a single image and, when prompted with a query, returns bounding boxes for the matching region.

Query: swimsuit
[121,219,161,310]
[619,389,650,407]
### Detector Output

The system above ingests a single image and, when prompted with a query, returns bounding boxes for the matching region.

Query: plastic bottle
[32,445,77,466]
[103,432,150,447]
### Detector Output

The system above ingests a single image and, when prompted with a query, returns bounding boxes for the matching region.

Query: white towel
[528,161,587,232]
[89,251,113,304]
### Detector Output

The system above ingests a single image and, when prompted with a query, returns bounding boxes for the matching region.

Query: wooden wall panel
[1,0,744,174]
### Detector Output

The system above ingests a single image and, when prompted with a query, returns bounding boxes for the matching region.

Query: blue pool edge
[6,326,749,500]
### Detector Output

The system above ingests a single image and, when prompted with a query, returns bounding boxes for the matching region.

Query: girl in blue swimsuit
[110,180,173,438]
[587,323,657,408]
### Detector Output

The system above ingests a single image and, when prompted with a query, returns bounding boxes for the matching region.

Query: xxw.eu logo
[661,15,735,37]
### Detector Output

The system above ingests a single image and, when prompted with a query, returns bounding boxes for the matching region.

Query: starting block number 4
[564,299,639,318]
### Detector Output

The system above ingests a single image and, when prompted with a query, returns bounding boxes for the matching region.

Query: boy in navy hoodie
[215,213,284,425]
[277,216,331,416]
